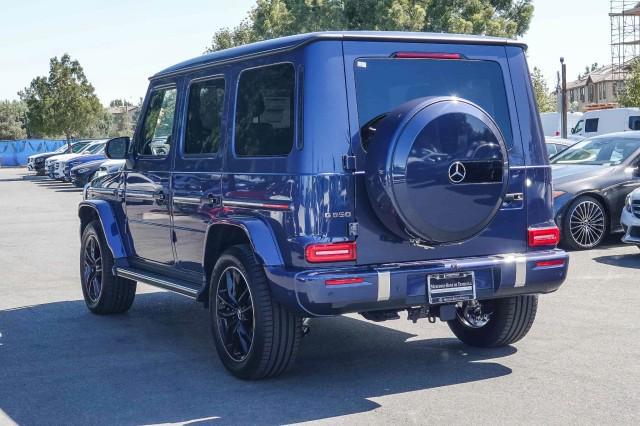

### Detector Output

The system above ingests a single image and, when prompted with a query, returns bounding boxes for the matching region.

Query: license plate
[427,272,475,304]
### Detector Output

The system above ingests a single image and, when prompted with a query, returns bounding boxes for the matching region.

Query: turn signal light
[528,226,560,247]
[393,52,462,59]
[305,242,357,263]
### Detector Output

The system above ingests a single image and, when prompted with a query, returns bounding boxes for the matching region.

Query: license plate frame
[427,271,476,304]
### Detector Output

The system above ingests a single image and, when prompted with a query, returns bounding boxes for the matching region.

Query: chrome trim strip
[514,256,527,287]
[114,268,198,298]
[173,196,201,205]
[223,199,292,211]
[125,191,155,200]
[509,165,552,169]
[377,271,391,301]
[90,188,116,196]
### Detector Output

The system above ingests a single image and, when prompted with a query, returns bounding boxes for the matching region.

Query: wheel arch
[199,218,285,304]
[573,191,612,231]
[78,200,129,267]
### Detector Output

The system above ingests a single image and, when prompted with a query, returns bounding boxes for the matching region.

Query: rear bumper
[265,249,569,316]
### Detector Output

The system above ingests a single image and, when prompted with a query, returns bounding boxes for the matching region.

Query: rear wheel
[209,245,302,379]
[80,221,136,314]
[563,195,607,250]
[448,296,538,347]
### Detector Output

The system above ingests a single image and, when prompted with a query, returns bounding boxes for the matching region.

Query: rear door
[171,74,226,274]
[342,41,528,264]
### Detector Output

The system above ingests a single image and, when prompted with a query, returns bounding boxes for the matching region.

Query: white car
[621,188,640,247]
[45,140,106,179]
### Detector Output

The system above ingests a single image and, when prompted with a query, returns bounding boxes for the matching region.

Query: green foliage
[0,100,28,140]
[206,0,534,52]
[531,67,555,113]
[577,62,599,80]
[618,59,640,107]
[18,54,103,147]
[109,99,134,108]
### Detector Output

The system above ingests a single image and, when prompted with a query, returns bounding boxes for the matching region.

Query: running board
[114,267,199,299]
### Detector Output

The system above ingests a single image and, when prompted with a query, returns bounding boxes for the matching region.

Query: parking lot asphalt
[0,167,639,425]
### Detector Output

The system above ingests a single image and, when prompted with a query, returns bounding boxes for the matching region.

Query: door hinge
[348,222,359,237]
[342,154,357,171]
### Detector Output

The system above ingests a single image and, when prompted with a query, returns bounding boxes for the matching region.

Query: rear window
[234,63,295,157]
[354,58,513,148]
[585,118,599,133]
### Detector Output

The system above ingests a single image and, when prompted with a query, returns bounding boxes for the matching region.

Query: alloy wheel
[83,235,103,303]
[215,266,255,362]
[569,200,605,248]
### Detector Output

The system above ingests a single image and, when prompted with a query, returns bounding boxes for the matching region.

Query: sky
[0,0,613,104]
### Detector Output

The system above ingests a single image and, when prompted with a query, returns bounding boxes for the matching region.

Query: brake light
[305,242,357,263]
[528,226,560,247]
[393,52,461,60]
[325,277,364,286]
[535,259,565,267]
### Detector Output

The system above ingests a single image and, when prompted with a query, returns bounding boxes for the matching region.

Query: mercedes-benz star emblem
[448,161,467,184]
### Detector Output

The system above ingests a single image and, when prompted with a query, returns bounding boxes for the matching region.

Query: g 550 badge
[324,211,352,218]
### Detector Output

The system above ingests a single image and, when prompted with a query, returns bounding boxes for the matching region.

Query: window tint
[184,78,225,155]
[585,118,599,133]
[139,87,177,156]
[235,64,294,156]
[354,58,512,149]
[551,137,640,165]
[629,116,640,130]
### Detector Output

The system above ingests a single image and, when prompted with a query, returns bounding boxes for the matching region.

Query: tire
[209,244,302,380]
[80,221,136,314]
[562,195,608,250]
[448,296,538,348]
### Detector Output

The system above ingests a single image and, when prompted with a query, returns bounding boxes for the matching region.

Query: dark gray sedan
[551,131,640,249]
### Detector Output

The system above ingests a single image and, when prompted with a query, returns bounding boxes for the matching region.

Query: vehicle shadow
[593,251,640,269]
[0,293,515,425]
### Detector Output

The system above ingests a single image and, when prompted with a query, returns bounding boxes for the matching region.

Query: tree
[109,99,134,108]
[19,54,102,150]
[577,62,599,80]
[618,58,640,107]
[531,67,555,113]
[0,100,28,140]
[206,0,534,52]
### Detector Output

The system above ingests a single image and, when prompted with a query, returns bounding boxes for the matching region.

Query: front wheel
[448,296,538,347]
[209,244,303,379]
[80,221,136,314]
[562,195,607,250]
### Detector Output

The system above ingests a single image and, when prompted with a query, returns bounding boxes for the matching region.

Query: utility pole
[561,57,568,138]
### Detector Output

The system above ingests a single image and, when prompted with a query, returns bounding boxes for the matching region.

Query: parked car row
[27,139,124,187]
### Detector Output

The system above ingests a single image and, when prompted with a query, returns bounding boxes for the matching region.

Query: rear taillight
[393,52,461,60]
[528,226,560,247]
[305,242,357,263]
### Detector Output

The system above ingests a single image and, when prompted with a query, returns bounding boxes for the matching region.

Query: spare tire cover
[365,97,509,245]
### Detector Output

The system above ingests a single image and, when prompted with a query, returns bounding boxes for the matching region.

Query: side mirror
[570,127,575,134]
[104,137,130,160]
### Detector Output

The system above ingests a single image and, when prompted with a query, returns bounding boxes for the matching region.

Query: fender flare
[203,217,285,267]
[78,200,129,267]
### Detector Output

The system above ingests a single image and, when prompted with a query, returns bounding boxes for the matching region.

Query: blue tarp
[0,139,67,167]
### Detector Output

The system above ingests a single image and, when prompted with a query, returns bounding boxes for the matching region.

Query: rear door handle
[206,193,220,207]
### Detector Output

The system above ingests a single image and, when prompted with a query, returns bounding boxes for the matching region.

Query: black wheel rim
[83,235,103,303]
[215,266,254,362]
[569,200,605,248]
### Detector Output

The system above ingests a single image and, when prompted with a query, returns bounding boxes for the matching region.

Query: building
[566,64,626,112]
[107,105,140,135]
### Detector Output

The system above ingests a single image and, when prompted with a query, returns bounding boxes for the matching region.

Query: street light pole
[561,57,568,138]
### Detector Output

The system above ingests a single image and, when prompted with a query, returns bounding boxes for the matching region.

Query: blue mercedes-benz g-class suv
[78,31,568,379]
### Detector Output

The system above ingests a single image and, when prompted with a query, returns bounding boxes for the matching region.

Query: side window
[234,63,295,157]
[585,118,599,133]
[629,116,640,130]
[545,143,557,157]
[184,78,225,155]
[138,87,177,156]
